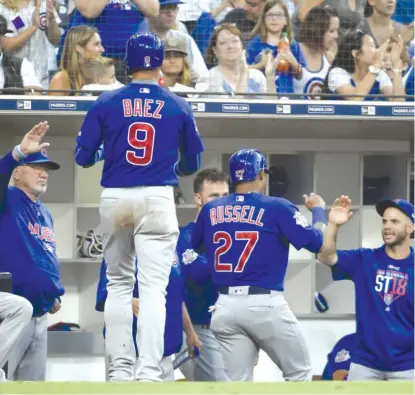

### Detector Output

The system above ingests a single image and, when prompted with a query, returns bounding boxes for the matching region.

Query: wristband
[312,207,327,225]
[14,145,28,160]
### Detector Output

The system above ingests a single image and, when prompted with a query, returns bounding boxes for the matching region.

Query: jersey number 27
[126,122,155,166]
[214,231,259,273]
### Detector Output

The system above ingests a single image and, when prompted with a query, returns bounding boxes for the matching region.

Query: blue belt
[218,286,271,295]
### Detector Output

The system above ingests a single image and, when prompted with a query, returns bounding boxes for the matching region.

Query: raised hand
[303,192,326,210]
[328,195,353,226]
[19,121,50,156]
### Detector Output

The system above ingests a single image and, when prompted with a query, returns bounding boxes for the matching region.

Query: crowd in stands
[0,0,413,100]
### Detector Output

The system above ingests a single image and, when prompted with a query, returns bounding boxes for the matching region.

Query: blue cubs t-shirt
[332,246,414,371]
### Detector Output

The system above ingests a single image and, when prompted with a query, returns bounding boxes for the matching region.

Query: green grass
[0,382,413,394]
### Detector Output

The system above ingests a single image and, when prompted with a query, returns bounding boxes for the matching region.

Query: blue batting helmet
[124,32,164,72]
[229,149,269,184]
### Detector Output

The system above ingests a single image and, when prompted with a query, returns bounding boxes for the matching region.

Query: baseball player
[191,149,343,381]
[75,32,204,381]
[0,121,64,381]
[321,333,356,380]
[317,197,414,381]
[0,292,33,382]
[176,168,229,381]
[96,257,201,381]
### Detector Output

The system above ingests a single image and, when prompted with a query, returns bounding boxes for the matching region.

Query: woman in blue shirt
[245,0,305,94]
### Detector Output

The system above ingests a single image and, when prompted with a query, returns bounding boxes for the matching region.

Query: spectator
[321,333,357,381]
[0,14,41,94]
[81,55,123,94]
[49,25,104,95]
[205,0,245,24]
[382,35,409,80]
[138,0,208,84]
[161,34,192,88]
[221,0,266,40]
[323,30,405,101]
[293,0,364,38]
[191,0,266,58]
[204,24,276,95]
[295,5,339,99]
[0,0,62,89]
[360,0,413,47]
[59,0,160,84]
[136,0,189,36]
[246,0,305,94]
[176,0,201,32]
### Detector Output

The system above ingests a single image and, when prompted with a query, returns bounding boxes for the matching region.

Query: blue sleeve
[175,153,201,177]
[178,230,212,285]
[174,105,204,176]
[191,208,207,253]
[324,334,355,378]
[275,199,323,252]
[180,104,204,156]
[191,12,217,57]
[95,260,108,312]
[331,249,363,281]
[181,255,212,284]
[75,98,105,167]
[0,150,20,216]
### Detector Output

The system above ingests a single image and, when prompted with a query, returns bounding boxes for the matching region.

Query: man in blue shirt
[318,197,414,381]
[192,149,332,381]
[177,168,229,381]
[0,121,64,381]
[321,333,357,381]
[75,33,203,382]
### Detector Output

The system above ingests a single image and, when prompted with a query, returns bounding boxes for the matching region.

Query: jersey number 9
[126,122,155,166]
[213,231,259,273]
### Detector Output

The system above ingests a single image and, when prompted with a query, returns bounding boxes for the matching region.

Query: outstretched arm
[317,195,353,266]
[0,121,51,215]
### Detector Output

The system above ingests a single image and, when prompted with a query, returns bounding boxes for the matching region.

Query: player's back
[94,83,198,188]
[201,192,293,291]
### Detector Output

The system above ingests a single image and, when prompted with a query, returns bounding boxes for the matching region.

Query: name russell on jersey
[209,205,264,227]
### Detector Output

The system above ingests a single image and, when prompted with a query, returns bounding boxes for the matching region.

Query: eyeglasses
[266,12,286,20]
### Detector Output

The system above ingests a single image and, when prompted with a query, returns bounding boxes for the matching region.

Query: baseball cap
[376,199,414,223]
[164,34,188,56]
[19,148,60,170]
[0,15,13,36]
